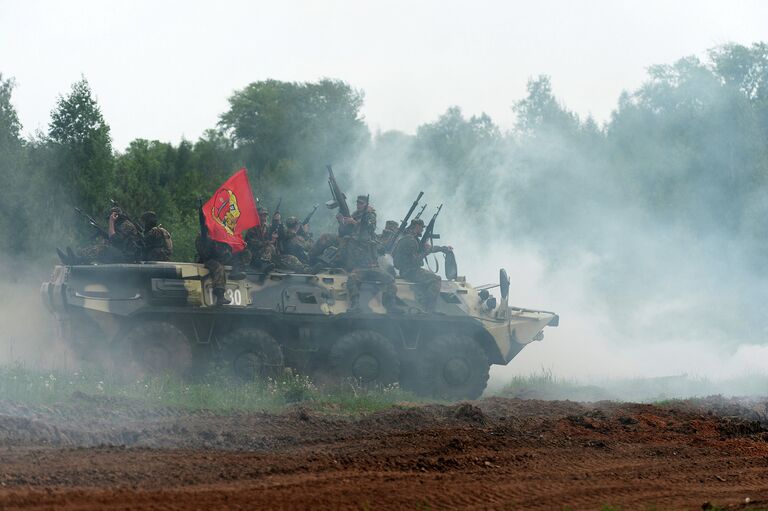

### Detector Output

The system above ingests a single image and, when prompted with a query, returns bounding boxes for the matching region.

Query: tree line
[0,42,766,265]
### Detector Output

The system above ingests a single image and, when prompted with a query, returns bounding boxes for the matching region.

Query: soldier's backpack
[149,226,173,254]
[158,226,173,253]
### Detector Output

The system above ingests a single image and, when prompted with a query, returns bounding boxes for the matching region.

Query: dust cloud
[0,258,74,368]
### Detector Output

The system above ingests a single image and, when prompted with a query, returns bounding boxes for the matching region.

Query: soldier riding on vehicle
[196,202,250,306]
[282,216,311,265]
[140,211,173,261]
[337,195,400,312]
[393,218,453,312]
[246,206,276,272]
[78,206,142,264]
[378,220,399,251]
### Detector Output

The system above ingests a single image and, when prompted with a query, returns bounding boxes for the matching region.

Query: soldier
[258,206,269,226]
[282,216,310,265]
[140,211,173,261]
[337,195,400,312]
[378,220,399,251]
[392,218,453,312]
[79,206,142,264]
[268,211,285,254]
[245,207,276,272]
[245,209,307,273]
[298,220,313,243]
[195,235,250,306]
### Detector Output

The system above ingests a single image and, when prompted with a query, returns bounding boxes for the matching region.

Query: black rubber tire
[329,330,399,387]
[122,320,193,377]
[219,328,284,381]
[419,334,489,400]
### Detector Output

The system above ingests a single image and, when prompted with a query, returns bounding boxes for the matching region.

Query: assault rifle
[298,204,319,242]
[274,197,282,215]
[74,207,108,239]
[109,198,144,234]
[419,203,443,254]
[302,204,319,227]
[414,203,428,221]
[384,191,424,254]
[325,165,351,218]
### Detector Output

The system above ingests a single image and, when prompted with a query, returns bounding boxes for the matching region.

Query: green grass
[494,369,614,402]
[0,363,423,413]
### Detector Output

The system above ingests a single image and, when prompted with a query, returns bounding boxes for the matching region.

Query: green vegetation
[495,370,613,402]
[0,363,421,413]
[1,42,767,269]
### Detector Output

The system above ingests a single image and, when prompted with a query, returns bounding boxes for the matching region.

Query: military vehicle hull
[41,262,558,399]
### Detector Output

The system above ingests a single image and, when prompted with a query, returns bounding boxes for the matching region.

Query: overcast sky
[1,0,767,150]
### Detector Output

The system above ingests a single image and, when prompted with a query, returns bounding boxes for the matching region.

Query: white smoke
[348,130,768,396]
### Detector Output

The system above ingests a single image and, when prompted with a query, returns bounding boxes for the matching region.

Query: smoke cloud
[348,100,768,395]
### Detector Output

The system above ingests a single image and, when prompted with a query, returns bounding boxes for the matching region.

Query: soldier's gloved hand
[442,246,454,253]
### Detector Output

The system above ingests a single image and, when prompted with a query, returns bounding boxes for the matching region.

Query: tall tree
[513,76,580,137]
[412,106,502,198]
[49,77,114,217]
[0,74,21,153]
[0,74,24,251]
[219,79,370,211]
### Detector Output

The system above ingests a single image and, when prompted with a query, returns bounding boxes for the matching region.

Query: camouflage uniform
[143,226,172,261]
[275,253,309,272]
[195,235,251,292]
[282,217,311,265]
[245,221,308,273]
[268,214,285,255]
[308,233,339,266]
[378,220,399,253]
[140,211,173,261]
[277,217,311,273]
[245,224,276,271]
[339,198,398,310]
[392,223,444,311]
[80,212,142,264]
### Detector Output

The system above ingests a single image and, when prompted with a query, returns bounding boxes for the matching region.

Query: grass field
[0,363,421,413]
[3,363,767,414]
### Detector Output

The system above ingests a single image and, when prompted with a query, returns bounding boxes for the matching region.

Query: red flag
[203,168,259,253]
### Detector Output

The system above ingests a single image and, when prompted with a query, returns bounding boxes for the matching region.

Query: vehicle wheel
[329,330,399,387]
[219,328,284,381]
[419,334,489,400]
[122,320,193,377]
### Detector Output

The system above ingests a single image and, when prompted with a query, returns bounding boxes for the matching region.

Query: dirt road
[0,396,766,510]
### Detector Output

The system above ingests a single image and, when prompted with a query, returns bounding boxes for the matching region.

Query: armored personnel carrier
[41,262,558,399]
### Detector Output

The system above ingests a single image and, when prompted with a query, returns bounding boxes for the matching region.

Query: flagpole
[197,197,207,243]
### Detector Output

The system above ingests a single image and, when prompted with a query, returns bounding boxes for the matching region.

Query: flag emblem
[212,188,240,235]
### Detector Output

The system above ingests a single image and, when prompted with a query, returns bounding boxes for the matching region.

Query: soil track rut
[0,396,766,510]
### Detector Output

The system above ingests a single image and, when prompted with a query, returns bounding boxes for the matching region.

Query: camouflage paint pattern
[41,262,558,366]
